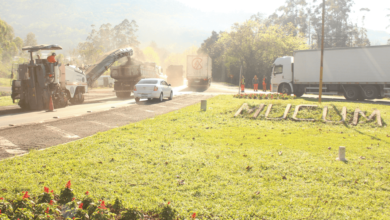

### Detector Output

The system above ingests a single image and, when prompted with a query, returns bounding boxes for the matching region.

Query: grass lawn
[0,96,389,219]
[0,95,16,107]
[0,77,12,87]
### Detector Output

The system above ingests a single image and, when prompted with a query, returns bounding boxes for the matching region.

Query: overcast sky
[176,0,390,33]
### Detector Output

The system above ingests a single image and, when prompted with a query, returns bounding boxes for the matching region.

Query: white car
[133,78,173,102]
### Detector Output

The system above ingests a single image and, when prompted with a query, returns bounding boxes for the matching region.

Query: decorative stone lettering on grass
[234,103,383,126]
[265,104,291,120]
[234,103,248,117]
[252,104,265,119]
[352,108,382,126]
[292,105,318,122]
[322,106,347,123]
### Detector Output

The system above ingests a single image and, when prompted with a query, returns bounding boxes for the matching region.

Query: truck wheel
[343,86,360,100]
[294,88,304,97]
[78,93,84,104]
[135,97,140,103]
[279,83,291,94]
[18,100,30,110]
[362,85,378,99]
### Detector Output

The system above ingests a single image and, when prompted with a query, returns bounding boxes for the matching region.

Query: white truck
[270,45,390,100]
[186,55,212,88]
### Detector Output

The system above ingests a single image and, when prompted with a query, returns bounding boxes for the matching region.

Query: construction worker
[241,76,245,92]
[47,53,56,63]
[252,75,259,92]
[263,76,267,92]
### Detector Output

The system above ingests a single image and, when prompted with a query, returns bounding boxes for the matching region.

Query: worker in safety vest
[262,76,267,92]
[252,75,259,92]
[47,53,56,63]
[241,76,245,92]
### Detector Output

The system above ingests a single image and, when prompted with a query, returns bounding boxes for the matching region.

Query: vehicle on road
[133,78,173,102]
[84,47,166,99]
[187,55,212,88]
[11,45,87,110]
[270,45,390,100]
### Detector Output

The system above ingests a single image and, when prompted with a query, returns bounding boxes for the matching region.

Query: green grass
[0,77,12,87]
[0,95,16,106]
[0,96,390,219]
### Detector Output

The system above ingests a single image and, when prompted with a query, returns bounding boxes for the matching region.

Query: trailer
[270,45,390,100]
[186,55,212,88]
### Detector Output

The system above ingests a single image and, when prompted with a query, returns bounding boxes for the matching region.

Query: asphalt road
[1,82,390,160]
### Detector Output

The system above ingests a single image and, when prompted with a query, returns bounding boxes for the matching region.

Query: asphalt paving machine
[11,45,88,110]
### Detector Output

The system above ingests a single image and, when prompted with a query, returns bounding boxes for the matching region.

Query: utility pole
[319,0,325,104]
[238,66,242,94]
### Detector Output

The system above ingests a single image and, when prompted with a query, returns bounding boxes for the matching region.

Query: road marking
[145,110,154,113]
[0,137,27,155]
[45,126,80,138]
[88,121,113,128]
[0,137,16,147]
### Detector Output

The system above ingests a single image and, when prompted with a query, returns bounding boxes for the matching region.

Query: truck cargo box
[187,55,212,87]
[294,45,390,84]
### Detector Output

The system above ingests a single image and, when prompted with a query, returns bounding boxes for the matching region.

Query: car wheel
[159,93,163,102]
[168,91,173,100]
[135,97,140,103]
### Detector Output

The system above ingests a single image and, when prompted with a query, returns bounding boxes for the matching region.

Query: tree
[198,31,225,81]
[0,18,23,62]
[212,20,307,86]
[23,32,38,47]
[78,19,140,64]
[142,47,160,65]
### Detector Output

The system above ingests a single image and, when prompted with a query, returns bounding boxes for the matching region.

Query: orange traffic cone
[47,96,55,112]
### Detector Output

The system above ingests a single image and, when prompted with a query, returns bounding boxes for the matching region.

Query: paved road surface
[0,86,11,92]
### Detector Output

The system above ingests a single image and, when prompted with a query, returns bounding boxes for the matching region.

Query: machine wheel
[294,87,304,97]
[159,93,163,102]
[362,85,378,99]
[116,92,130,99]
[18,100,30,110]
[169,91,173,100]
[343,86,360,100]
[135,97,140,103]
[147,98,152,101]
[78,93,84,104]
[279,83,292,94]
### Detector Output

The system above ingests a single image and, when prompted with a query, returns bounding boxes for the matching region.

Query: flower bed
[0,181,190,220]
[233,93,296,100]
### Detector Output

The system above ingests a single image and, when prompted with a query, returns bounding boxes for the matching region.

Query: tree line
[198,0,386,86]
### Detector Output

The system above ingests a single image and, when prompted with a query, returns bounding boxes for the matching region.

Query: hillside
[0,0,251,52]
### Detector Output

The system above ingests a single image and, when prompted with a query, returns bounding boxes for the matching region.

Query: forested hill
[0,0,251,51]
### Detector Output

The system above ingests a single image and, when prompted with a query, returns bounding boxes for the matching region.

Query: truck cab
[270,56,294,94]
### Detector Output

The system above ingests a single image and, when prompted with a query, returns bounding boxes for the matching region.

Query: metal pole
[238,66,242,95]
[319,0,325,104]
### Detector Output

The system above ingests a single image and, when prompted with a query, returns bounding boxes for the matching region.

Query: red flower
[49,200,54,205]
[0,197,3,200]
[98,200,107,209]
[0,210,1,214]
[22,191,29,199]
[85,191,89,195]
[65,181,71,189]
[44,186,49,193]
[191,213,196,219]
[72,198,75,201]
[50,190,54,194]
[79,203,83,209]
[168,201,170,205]
[45,207,49,214]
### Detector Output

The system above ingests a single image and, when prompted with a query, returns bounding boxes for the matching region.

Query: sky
[176,0,390,33]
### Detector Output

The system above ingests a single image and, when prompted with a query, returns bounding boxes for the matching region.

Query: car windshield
[137,80,158,85]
